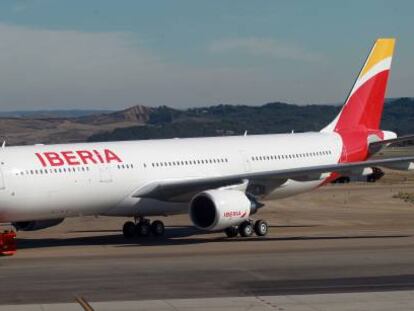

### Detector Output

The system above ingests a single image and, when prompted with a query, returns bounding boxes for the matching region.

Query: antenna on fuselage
[244,130,248,136]
[1,141,5,149]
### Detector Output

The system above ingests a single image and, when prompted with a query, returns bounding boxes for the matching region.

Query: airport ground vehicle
[0,231,16,256]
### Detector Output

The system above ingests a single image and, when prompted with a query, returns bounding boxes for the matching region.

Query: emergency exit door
[99,166,113,183]
[0,167,5,190]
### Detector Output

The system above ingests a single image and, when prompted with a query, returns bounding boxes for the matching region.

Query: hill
[0,98,412,145]
[88,98,414,142]
[0,106,152,145]
[0,109,112,118]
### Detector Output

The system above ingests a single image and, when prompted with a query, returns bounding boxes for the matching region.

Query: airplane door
[239,150,252,173]
[99,166,113,183]
[0,167,4,190]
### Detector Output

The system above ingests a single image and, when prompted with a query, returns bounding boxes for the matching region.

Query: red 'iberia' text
[35,149,122,167]
[224,211,242,218]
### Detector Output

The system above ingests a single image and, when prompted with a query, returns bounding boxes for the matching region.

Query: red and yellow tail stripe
[323,38,395,132]
[350,38,395,99]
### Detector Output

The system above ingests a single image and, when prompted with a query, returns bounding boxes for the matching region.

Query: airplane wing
[133,155,414,202]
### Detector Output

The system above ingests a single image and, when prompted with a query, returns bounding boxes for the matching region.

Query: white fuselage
[0,132,343,222]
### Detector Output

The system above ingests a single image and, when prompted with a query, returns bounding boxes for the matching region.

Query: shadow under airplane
[14,225,411,250]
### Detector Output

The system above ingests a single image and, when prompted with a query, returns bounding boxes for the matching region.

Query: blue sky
[0,0,412,110]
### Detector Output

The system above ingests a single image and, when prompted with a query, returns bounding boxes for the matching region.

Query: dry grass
[393,191,414,204]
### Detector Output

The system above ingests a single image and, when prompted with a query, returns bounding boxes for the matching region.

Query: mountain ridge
[0,97,412,145]
[89,97,414,142]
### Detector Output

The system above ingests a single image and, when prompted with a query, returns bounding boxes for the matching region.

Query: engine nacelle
[12,218,64,231]
[190,190,260,231]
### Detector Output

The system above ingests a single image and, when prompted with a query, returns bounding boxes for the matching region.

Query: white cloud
[209,37,322,62]
[0,24,168,109]
[0,24,334,110]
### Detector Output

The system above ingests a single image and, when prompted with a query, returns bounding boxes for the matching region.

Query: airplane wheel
[254,220,268,236]
[225,226,238,238]
[136,222,151,237]
[239,222,253,237]
[151,220,165,237]
[123,221,136,239]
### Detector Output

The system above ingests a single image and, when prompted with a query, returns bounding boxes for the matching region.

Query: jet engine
[12,218,64,231]
[189,190,261,231]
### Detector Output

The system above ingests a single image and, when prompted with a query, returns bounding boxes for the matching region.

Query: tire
[254,220,268,236]
[136,222,151,237]
[151,220,165,237]
[122,221,136,239]
[239,222,253,237]
[225,226,238,238]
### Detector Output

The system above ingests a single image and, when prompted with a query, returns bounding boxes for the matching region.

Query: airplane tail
[322,38,395,133]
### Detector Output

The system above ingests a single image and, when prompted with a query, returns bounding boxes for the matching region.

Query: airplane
[0,38,413,239]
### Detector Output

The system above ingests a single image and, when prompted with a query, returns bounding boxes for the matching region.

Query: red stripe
[335,70,389,132]
[322,71,390,185]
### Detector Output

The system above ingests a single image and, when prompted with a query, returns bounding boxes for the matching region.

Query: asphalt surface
[1,176,414,305]
[2,227,414,304]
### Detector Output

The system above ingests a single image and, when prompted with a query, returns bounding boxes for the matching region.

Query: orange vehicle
[0,231,16,256]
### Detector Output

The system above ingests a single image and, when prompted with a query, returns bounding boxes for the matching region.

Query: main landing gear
[122,218,165,239]
[224,219,268,238]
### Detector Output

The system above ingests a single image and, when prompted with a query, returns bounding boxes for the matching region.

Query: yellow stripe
[359,38,395,78]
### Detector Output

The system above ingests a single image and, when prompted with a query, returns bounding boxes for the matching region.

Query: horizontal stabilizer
[369,135,414,155]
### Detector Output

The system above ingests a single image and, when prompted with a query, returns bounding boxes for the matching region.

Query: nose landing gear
[122,218,165,239]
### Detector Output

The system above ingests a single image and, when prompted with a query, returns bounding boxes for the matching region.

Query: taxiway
[1,171,414,310]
